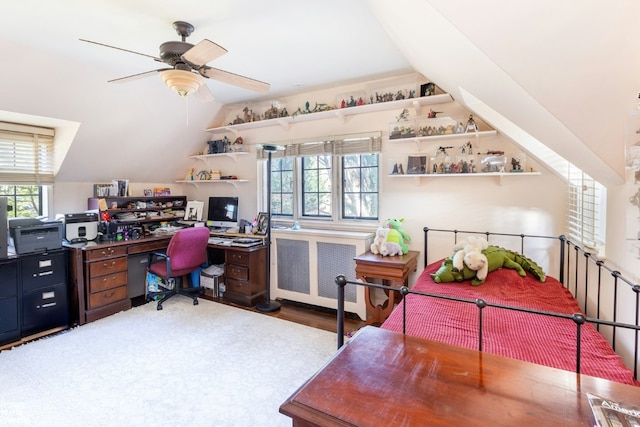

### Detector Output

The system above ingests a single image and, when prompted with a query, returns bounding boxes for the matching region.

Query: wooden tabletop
[280,326,640,426]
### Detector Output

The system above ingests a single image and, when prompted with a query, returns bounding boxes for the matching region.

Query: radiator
[271,229,373,320]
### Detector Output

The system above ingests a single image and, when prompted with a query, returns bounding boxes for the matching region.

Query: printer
[9,218,63,254]
[64,212,99,243]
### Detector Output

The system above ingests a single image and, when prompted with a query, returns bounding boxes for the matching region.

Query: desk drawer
[225,278,252,296]
[89,271,127,293]
[226,264,248,281]
[88,285,128,309]
[227,250,250,266]
[89,257,127,277]
[86,246,127,261]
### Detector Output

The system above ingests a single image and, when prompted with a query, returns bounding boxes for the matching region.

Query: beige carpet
[0,297,339,426]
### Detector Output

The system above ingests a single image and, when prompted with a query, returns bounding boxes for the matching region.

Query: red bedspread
[381,260,638,385]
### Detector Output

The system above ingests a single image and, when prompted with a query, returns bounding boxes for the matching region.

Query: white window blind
[567,164,604,250]
[257,133,382,159]
[0,122,55,185]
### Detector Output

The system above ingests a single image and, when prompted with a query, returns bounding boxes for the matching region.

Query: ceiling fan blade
[79,39,162,62]
[108,68,171,83]
[182,39,227,68]
[201,66,270,93]
[194,83,215,103]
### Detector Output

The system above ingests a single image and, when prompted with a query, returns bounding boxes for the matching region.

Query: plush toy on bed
[431,236,546,286]
[385,218,410,254]
[463,245,546,286]
[452,236,489,272]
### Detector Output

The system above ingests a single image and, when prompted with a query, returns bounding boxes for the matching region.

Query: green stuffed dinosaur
[385,218,410,254]
[430,255,478,283]
[431,245,546,286]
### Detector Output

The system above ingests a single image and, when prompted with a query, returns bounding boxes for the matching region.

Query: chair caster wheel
[157,305,163,311]
[193,299,199,306]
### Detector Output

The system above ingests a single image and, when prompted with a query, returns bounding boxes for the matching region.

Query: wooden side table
[354,250,419,325]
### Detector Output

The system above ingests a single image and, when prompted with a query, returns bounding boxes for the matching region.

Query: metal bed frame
[336,227,640,380]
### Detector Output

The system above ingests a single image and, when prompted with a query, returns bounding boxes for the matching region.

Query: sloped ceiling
[0,0,637,186]
[371,0,640,186]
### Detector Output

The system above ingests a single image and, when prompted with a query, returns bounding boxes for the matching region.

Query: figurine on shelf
[466,114,479,132]
[427,109,442,118]
[396,108,410,122]
[189,168,195,181]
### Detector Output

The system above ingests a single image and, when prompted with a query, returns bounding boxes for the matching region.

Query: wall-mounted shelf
[206,94,454,135]
[176,179,248,189]
[390,130,497,151]
[388,171,540,186]
[188,152,249,164]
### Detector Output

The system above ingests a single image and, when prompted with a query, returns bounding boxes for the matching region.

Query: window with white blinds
[257,133,381,222]
[0,122,55,185]
[257,133,382,159]
[567,164,605,251]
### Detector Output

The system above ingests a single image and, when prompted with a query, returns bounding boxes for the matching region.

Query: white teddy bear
[370,226,388,255]
[452,236,489,271]
[370,226,403,256]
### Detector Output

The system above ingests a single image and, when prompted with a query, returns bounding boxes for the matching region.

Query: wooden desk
[280,326,640,426]
[67,234,268,324]
[354,250,418,325]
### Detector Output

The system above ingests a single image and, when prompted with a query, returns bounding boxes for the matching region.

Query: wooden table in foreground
[280,326,640,427]
[354,250,418,325]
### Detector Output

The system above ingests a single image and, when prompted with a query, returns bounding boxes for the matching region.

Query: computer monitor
[206,196,239,230]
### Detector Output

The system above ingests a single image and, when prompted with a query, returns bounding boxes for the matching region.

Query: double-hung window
[0,122,54,218]
[260,133,381,223]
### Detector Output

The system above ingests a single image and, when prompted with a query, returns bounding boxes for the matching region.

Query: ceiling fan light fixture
[160,69,203,98]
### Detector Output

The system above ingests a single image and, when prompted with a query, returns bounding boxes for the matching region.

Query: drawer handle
[33,270,53,277]
[103,261,116,269]
[104,291,115,299]
[102,276,118,282]
[101,248,115,256]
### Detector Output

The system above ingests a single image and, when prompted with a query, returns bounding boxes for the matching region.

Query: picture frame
[143,189,153,197]
[407,155,427,175]
[256,212,269,235]
[184,200,204,221]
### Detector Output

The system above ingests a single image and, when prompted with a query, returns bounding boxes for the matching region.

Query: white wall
[51,75,567,279]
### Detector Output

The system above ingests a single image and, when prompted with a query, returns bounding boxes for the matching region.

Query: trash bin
[201,264,225,298]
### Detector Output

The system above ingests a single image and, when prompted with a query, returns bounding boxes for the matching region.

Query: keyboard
[208,237,233,245]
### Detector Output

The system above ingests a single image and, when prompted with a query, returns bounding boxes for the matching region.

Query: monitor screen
[206,196,239,230]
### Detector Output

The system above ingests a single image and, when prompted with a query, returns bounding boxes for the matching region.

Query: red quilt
[381,260,638,386]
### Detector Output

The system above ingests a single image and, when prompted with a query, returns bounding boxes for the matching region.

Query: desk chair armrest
[147,251,173,278]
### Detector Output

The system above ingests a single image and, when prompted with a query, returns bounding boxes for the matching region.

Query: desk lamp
[256,144,282,312]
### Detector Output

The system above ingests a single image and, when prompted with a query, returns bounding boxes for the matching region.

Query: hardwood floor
[201,290,366,335]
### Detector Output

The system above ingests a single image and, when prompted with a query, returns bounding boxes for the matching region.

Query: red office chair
[146,226,210,310]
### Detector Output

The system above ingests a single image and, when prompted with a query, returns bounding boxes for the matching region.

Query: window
[567,164,606,251]
[342,154,379,220]
[0,186,43,218]
[302,154,332,217]
[270,157,294,216]
[261,133,381,223]
[0,122,54,218]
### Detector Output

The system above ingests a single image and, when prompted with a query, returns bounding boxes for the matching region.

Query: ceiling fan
[80,21,270,100]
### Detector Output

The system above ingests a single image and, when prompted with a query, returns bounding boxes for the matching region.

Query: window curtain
[257,132,382,159]
[0,122,55,185]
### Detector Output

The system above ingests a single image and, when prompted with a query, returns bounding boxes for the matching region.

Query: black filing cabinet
[20,249,69,336]
[0,260,19,346]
